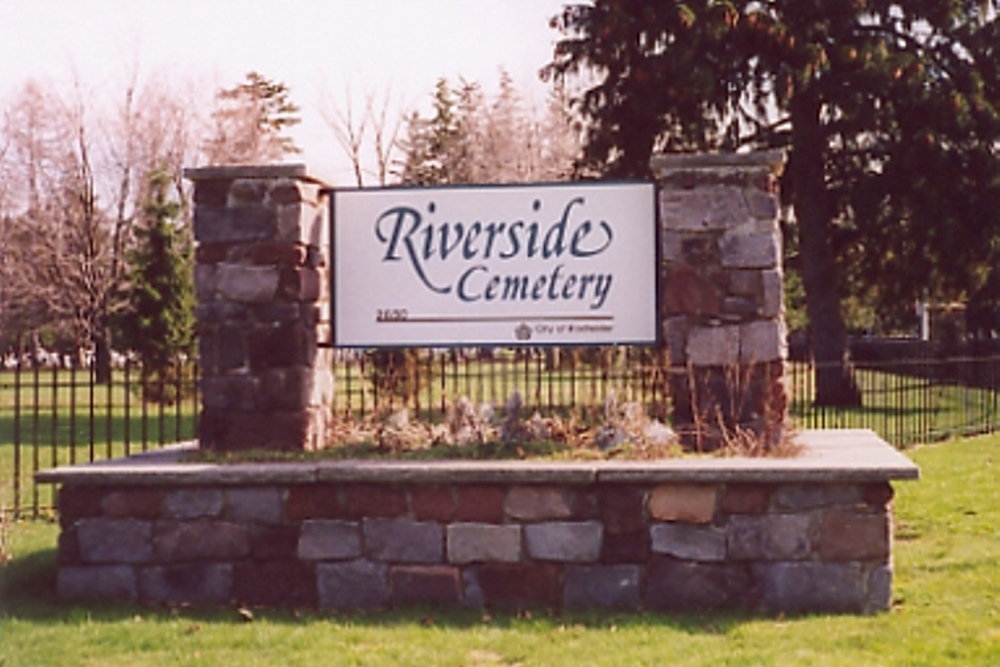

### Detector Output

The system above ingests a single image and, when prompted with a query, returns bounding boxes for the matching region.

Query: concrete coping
[35,430,919,487]
[183,163,331,187]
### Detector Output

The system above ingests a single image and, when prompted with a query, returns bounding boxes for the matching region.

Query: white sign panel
[333,182,657,347]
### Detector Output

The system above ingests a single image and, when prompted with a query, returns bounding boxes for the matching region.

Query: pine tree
[118,170,195,403]
[204,71,301,164]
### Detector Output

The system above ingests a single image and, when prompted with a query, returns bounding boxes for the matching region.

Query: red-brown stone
[234,561,316,607]
[863,482,895,509]
[278,267,321,302]
[195,243,229,264]
[664,264,722,316]
[818,509,890,561]
[720,484,770,515]
[100,487,165,520]
[245,241,308,266]
[410,486,455,521]
[478,563,561,608]
[341,484,408,519]
[285,485,342,520]
[454,485,506,523]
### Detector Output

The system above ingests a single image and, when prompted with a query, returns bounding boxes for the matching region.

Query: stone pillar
[654,152,788,451]
[185,164,333,452]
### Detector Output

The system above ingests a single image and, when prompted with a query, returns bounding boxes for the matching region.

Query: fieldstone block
[773,484,864,511]
[477,563,561,608]
[228,178,268,205]
[390,565,462,606]
[233,561,317,607]
[100,488,164,519]
[215,263,281,304]
[597,486,647,534]
[524,521,603,562]
[744,187,779,219]
[818,510,890,561]
[201,374,258,411]
[411,486,456,521]
[648,484,716,524]
[564,564,641,609]
[342,484,407,519]
[461,568,486,607]
[864,482,895,508]
[719,484,770,515]
[154,520,250,561]
[76,518,153,564]
[194,263,216,301]
[285,485,342,520]
[239,241,308,266]
[686,325,740,366]
[317,560,389,610]
[740,319,786,363]
[664,264,722,316]
[277,203,327,246]
[278,267,322,302]
[248,524,300,560]
[661,229,683,262]
[753,561,866,613]
[57,485,104,525]
[163,488,223,520]
[194,204,276,244]
[728,514,815,560]
[192,178,231,206]
[195,242,228,264]
[866,564,893,613]
[761,269,783,318]
[224,487,285,525]
[447,523,521,564]
[650,523,726,561]
[298,519,362,560]
[720,229,780,269]
[644,557,755,611]
[270,178,322,205]
[364,518,443,563]
[139,563,233,605]
[600,530,650,564]
[505,486,575,520]
[662,316,689,366]
[58,565,136,601]
[258,367,314,411]
[660,187,748,231]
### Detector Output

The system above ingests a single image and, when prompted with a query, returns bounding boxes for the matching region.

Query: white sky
[0,0,571,185]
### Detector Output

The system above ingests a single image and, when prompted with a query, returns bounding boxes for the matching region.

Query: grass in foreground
[1,436,998,667]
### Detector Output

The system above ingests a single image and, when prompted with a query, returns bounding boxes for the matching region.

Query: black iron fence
[4,347,1000,518]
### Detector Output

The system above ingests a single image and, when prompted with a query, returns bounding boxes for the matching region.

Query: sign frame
[330,181,660,348]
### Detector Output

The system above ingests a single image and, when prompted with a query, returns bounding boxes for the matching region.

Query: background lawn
[1,435,997,666]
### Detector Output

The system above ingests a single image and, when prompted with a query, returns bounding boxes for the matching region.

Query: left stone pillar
[185,164,333,452]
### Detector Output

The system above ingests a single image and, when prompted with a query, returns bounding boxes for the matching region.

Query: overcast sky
[0,0,571,185]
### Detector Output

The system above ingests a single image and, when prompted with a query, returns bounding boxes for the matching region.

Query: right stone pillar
[654,151,788,451]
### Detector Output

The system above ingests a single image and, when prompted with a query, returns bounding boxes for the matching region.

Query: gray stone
[277,202,327,246]
[163,488,223,520]
[523,521,603,562]
[744,187,779,220]
[563,564,641,609]
[299,519,362,560]
[194,264,216,301]
[447,523,521,564]
[661,230,684,262]
[866,564,893,613]
[58,565,136,601]
[686,325,740,366]
[505,486,575,520]
[76,518,153,564]
[662,316,689,366]
[760,269,783,318]
[139,563,233,605]
[739,319,786,363]
[363,518,443,563]
[200,375,258,411]
[461,568,486,607]
[215,263,280,304]
[753,561,866,613]
[224,487,286,524]
[194,204,277,244]
[317,560,389,610]
[720,229,780,269]
[661,187,748,231]
[154,520,250,561]
[727,514,815,560]
[773,484,865,510]
[650,523,726,561]
[643,557,754,611]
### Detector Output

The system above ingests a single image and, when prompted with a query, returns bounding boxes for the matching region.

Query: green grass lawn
[1,435,997,666]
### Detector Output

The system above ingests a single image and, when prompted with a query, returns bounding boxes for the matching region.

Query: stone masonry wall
[186,165,333,452]
[55,477,894,614]
[656,152,788,451]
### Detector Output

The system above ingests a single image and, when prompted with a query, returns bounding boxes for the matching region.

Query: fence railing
[4,348,999,518]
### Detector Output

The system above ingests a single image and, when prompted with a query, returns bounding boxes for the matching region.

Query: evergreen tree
[204,71,301,164]
[118,169,195,403]
[546,0,999,406]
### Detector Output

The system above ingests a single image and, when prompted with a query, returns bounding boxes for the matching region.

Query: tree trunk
[93,322,112,385]
[789,94,862,407]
